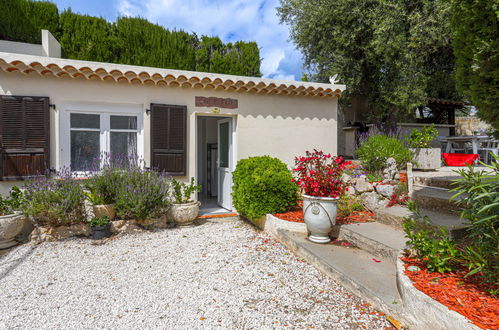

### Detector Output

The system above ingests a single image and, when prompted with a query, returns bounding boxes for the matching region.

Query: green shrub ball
[232,156,298,220]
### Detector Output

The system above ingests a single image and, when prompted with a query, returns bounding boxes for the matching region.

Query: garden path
[0,218,391,329]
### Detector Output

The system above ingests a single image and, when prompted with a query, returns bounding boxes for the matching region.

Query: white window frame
[59,102,144,175]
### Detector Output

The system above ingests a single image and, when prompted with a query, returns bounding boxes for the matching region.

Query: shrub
[232,156,298,220]
[171,178,201,204]
[403,202,460,273]
[114,166,171,220]
[451,154,498,285]
[356,135,414,173]
[84,165,124,205]
[293,150,351,198]
[89,216,110,227]
[337,195,365,218]
[0,186,24,216]
[23,170,87,226]
[406,124,439,148]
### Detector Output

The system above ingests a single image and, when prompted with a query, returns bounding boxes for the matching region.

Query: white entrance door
[217,118,233,210]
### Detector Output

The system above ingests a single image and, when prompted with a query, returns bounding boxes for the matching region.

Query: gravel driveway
[0,218,391,329]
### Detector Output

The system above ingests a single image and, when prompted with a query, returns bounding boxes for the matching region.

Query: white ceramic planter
[302,195,338,244]
[0,212,26,249]
[167,201,201,226]
[410,148,441,170]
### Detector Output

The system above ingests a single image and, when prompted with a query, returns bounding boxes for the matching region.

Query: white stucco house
[0,31,345,213]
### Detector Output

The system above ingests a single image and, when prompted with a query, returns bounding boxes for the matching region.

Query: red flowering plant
[292,149,352,198]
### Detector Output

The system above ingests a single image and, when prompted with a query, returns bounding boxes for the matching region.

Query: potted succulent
[0,187,26,249]
[167,178,201,226]
[89,216,111,240]
[407,124,441,170]
[293,150,351,243]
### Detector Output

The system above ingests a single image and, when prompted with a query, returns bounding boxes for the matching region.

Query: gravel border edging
[396,251,480,330]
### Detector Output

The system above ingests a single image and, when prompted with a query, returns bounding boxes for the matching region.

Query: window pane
[71,131,100,171]
[110,132,137,163]
[70,113,100,129]
[110,116,137,130]
[219,122,229,168]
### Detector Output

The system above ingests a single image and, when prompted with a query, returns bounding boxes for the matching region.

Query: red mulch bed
[273,202,375,225]
[401,257,499,329]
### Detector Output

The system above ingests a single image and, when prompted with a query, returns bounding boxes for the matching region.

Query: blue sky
[48,0,305,80]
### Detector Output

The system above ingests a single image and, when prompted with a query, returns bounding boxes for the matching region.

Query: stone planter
[0,212,25,249]
[302,194,339,244]
[93,204,116,220]
[167,201,201,226]
[410,148,441,170]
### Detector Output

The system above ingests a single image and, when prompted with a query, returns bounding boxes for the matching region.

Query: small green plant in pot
[0,187,27,249]
[167,178,201,226]
[406,124,441,170]
[89,216,111,240]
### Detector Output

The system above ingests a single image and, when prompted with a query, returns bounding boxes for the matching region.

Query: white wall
[0,30,61,58]
[0,71,339,187]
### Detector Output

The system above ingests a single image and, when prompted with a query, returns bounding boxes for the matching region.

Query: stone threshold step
[377,206,469,240]
[276,229,405,324]
[332,222,406,264]
[412,185,464,214]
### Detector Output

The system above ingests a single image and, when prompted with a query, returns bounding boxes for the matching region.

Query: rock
[110,220,141,234]
[360,192,389,212]
[355,176,374,193]
[345,186,356,196]
[408,265,421,272]
[30,223,91,243]
[341,173,353,185]
[376,184,396,198]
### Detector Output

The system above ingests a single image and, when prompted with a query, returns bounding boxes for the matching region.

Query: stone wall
[456,117,492,136]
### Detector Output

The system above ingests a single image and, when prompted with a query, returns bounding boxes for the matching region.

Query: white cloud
[115,0,304,80]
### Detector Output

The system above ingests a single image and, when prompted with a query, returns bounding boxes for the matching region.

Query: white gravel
[0,218,391,329]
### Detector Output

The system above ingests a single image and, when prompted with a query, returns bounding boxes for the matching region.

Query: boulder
[355,176,374,193]
[376,184,396,198]
[110,220,141,234]
[360,192,389,212]
[30,223,91,243]
[345,186,356,196]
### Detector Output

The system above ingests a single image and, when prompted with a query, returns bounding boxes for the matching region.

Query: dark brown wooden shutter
[150,103,187,175]
[0,95,50,180]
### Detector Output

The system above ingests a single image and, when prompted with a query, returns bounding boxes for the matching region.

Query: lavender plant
[22,168,87,226]
[114,166,171,220]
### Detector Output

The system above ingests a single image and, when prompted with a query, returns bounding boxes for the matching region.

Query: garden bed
[400,256,498,329]
[273,202,376,225]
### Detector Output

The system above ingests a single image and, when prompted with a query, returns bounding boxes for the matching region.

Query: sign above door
[195,96,238,109]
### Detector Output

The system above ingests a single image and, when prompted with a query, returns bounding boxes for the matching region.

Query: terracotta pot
[302,195,338,244]
[167,201,201,226]
[93,204,116,220]
[0,212,25,249]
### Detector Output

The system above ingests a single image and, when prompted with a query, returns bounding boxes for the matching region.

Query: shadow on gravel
[0,245,37,281]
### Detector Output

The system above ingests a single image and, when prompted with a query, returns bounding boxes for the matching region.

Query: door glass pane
[110,116,137,130]
[110,132,137,164]
[71,131,100,171]
[70,113,100,129]
[219,122,229,168]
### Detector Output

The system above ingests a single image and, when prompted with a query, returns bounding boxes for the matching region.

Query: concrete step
[377,206,469,240]
[276,229,405,324]
[412,185,464,214]
[413,175,460,190]
[333,222,407,264]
